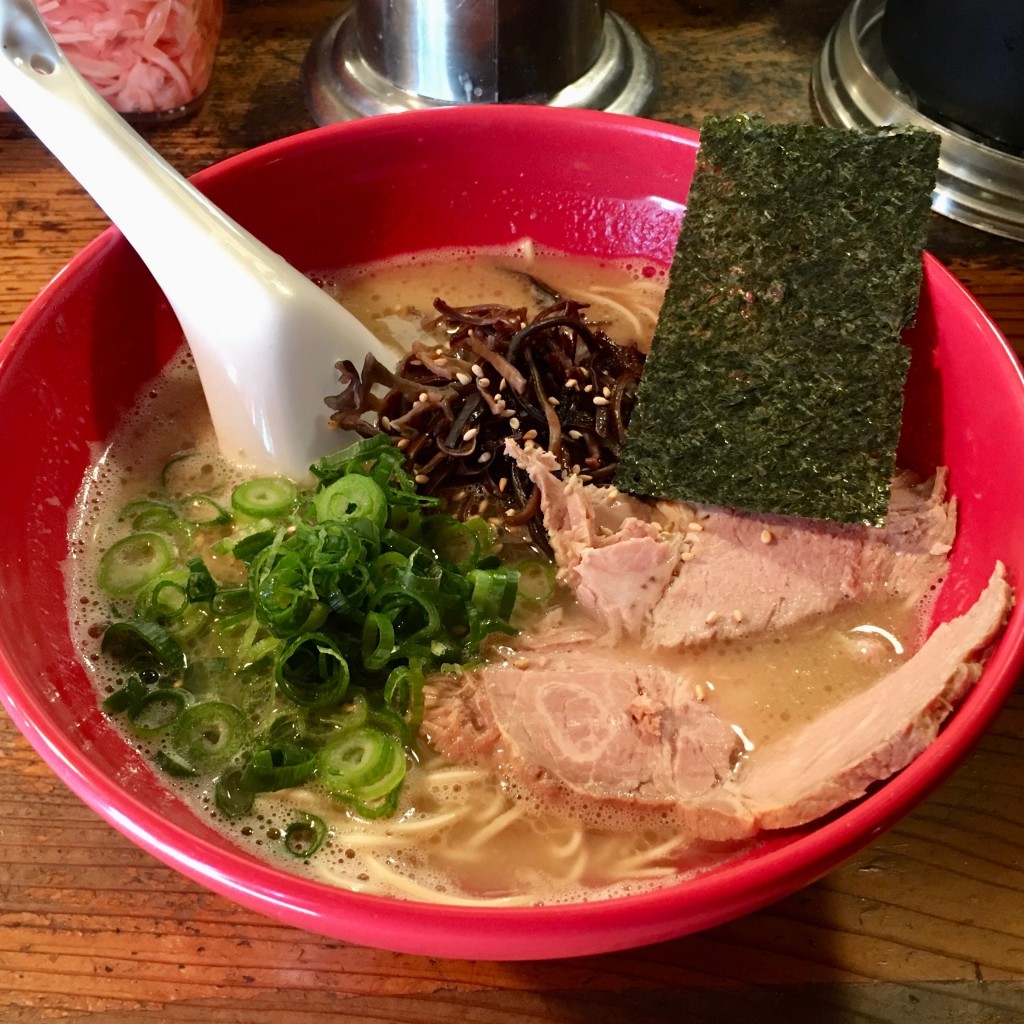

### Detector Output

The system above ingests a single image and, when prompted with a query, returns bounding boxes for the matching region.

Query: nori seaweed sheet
[615,115,940,526]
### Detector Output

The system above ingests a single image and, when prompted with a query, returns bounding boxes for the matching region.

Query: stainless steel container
[303,0,657,123]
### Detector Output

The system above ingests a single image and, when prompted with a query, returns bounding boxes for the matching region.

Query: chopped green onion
[169,701,249,771]
[98,532,174,596]
[102,675,149,714]
[214,765,256,818]
[383,662,425,732]
[161,450,224,497]
[282,813,327,858]
[155,748,199,778]
[469,565,520,622]
[120,498,180,533]
[141,574,189,619]
[274,632,350,709]
[185,557,217,603]
[361,611,396,670]
[314,474,388,528]
[240,743,316,792]
[232,477,298,519]
[101,618,185,677]
[514,558,557,603]
[316,726,406,807]
[179,494,232,526]
[127,687,189,736]
[423,514,481,569]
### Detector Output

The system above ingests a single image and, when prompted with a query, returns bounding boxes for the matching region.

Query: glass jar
[20,0,224,123]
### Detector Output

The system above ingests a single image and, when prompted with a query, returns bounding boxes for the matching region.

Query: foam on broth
[66,244,926,906]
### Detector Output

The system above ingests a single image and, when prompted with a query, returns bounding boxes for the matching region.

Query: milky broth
[66,244,927,906]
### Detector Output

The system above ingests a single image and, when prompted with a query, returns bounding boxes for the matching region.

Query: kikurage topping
[326,297,646,549]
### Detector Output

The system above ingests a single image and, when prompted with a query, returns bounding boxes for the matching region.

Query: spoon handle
[0,0,386,477]
[0,0,277,299]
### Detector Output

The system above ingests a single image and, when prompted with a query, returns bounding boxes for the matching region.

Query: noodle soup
[67,246,931,906]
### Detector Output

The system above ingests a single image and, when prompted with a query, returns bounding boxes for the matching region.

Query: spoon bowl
[0,0,389,478]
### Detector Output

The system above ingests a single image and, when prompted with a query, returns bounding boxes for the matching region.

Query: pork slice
[645,474,949,647]
[508,438,955,646]
[508,440,681,639]
[679,564,1013,840]
[423,644,740,824]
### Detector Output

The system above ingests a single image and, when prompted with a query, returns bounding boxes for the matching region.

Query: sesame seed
[547,396,560,406]
[510,417,521,429]
[705,611,719,626]
[680,550,694,562]
[477,377,491,389]
[379,416,391,429]
[606,486,619,499]
[499,379,507,391]
[522,429,538,441]
[414,473,429,484]
[602,386,612,398]
[592,396,610,406]
[760,529,773,544]
[687,521,704,532]
[580,474,592,483]
[396,438,410,449]
[583,384,594,393]
[513,657,530,670]
[732,609,744,622]
[571,464,581,475]
[505,508,517,518]
[418,392,429,403]
[566,379,579,390]
[462,427,478,441]
[455,372,472,386]
[478,452,492,463]
[471,364,484,378]
[694,683,705,701]
[498,477,508,493]
[567,429,582,440]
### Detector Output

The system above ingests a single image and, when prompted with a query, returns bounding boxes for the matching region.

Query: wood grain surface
[0,1,1022,1020]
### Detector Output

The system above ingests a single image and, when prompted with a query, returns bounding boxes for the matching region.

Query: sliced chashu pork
[507,439,956,646]
[425,633,739,827]
[425,565,1011,840]
[692,563,1012,839]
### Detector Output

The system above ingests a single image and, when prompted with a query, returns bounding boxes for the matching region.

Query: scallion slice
[314,475,388,528]
[127,687,190,736]
[514,558,557,603]
[240,743,316,792]
[98,532,174,596]
[179,494,232,526]
[232,477,298,519]
[274,633,350,709]
[101,618,186,677]
[214,765,256,818]
[316,726,406,806]
[169,701,249,771]
[282,814,327,858]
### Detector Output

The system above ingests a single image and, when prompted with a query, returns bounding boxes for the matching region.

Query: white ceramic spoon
[0,0,391,479]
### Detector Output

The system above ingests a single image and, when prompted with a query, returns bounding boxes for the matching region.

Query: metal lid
[303,5,657,125]
[812,0,1024,242]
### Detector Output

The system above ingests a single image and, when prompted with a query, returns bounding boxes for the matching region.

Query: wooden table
[1,1,1022,1020]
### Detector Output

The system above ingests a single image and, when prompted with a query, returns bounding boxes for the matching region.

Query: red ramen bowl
[0,106,1022,960]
